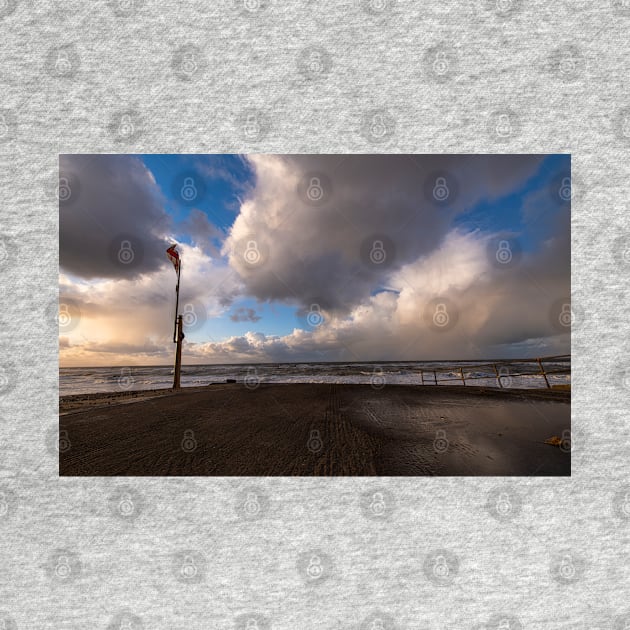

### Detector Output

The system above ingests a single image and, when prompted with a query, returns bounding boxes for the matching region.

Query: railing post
[537,357,550,389]
[421,371,424,385]
[434,370,438,385]
[460,367,466,386]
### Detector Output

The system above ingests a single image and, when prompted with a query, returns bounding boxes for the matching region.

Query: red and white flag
[166,244,180,273]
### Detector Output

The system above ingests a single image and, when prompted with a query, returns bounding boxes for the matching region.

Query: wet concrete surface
[59,383,570,476]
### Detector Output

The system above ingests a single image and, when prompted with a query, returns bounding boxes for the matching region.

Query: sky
[59,153,571,367]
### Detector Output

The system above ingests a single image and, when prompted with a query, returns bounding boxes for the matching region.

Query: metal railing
[419,355,570,389]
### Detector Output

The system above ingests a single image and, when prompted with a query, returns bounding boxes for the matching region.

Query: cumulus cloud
[60,154,172,280]
[229,307,262,323]
[224,154,545,314]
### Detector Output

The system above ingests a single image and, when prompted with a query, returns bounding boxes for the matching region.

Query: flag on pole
[166,244,180,273]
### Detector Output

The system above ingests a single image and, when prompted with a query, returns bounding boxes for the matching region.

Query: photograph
[58,153,571,476]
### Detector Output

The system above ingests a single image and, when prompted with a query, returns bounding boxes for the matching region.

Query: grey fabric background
[1,0,629,628]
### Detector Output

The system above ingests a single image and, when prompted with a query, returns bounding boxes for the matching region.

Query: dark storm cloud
[180,208,224,257]
[226,154,546,314]
[59,154,171,279]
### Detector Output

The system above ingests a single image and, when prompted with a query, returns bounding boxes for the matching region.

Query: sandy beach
[59,383,570,476]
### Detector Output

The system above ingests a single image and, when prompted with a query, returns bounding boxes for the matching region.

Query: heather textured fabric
[1,1,629,628]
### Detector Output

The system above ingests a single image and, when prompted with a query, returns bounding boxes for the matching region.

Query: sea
[60,359,571,396]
